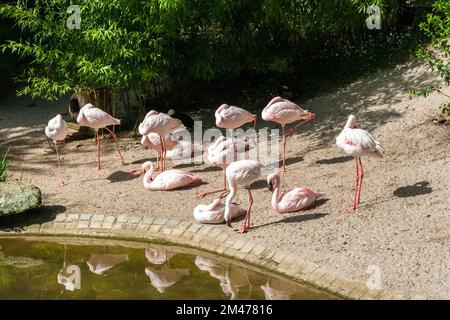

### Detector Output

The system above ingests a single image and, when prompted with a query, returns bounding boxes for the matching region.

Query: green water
[0,237,336,300]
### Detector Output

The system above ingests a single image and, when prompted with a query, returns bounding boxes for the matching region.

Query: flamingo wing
[278,187,318,212]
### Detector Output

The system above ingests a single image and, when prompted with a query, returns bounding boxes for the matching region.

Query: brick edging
[0,213,410,300]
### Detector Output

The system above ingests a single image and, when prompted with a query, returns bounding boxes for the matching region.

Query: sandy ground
[1,60,450,299]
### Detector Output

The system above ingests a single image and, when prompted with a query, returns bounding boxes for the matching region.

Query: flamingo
[77,103,124,170]
[142,160,203,191]
[267,172,323,213]
[224,159,273,233]
[262,97,315,173]
[196,136,254,199]
[215,104,256,145]
[193,198,246,224]
[336,114,384,211]
[139,110,183,171]
[45,114,68,186]
[140,133,178,171]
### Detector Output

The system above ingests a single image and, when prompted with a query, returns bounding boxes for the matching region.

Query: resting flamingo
[196,136,254,199]
[224,160,273,233]
[267,172,323,213]
[142,160,203,191]
[77,104,124,170]
[139,110,183,171]
[215,104,256,143]
[45,114,68,186]
[336,114,384,211]
[193,198,246,224]
[262,97,315,173]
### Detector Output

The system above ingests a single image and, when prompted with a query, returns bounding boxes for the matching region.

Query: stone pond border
[0,212,412,300]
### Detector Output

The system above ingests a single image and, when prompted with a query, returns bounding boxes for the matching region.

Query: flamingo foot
[347,204,356,213]
[278,167,286,175]
[59,179,65,187]
[195,193,207,199]
[226,221,232,228]
[238,225,250,233]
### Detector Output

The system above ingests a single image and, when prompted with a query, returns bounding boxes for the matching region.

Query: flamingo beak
[268,182,274,192]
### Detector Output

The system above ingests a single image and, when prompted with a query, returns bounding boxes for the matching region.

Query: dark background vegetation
[0,0,447,127]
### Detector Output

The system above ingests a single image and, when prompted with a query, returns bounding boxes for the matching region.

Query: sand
[1,60,449,299]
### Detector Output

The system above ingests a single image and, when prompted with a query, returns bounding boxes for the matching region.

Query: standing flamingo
[262,97,315,173]
[45,114,68,186]
[193,198,246,224]
[196,136,254,199]
[215,104,256,143]
[139,110,183,171]
[267,172,323,213]
[336,115,384,211]
[141,133,178,171]
[224,160,273,233]
[77,103,124,170]
[142,161,203,191]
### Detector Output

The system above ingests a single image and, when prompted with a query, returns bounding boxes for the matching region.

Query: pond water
[0,237,337,300]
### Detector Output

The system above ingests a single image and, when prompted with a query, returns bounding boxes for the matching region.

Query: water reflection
[0,238,335,299]
[261,278,299,300]
[145,248,174,265]
[145,266,190,293]
[87,254,128,275]
[57,245,81,291]
[195,256,253,299]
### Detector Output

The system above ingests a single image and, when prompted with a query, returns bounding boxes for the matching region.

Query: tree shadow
[107,170,141,183]
[393,181,432,198]
[316,155,353,165]
[0,205,66,231]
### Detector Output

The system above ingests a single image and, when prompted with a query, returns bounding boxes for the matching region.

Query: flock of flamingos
[45,97,384,233]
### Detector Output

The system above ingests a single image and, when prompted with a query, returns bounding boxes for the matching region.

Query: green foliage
[0,146,10,182]
[417,0,450,84]
[0,0,423,113]
[442,102,450,116]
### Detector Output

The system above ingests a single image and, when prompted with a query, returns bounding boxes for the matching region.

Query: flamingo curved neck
[271,180,281,212]
[143,163,155,189]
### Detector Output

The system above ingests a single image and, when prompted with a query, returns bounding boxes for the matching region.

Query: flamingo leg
[96,131,101,170]
[357,157,364,205]
[239,187,253,233]
[290,115,315,137]
[161,135,167,172]
[281,125,287,174]
[104,127,124,164]
[196,170,228,199]
[54,141,65,187]
[155,152,161,171]
[348,157,359,212]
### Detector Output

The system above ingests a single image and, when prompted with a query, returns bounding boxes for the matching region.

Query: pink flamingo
[224,159,273,233]
[45,114,68,186]
[141,133,178,171]
[196,136,254,199]
[336,115,384,211]
[139,110,183,171]
[77,104,124,170]
[215,104,256,142]
[193,198,246,224]
[267,172,323,213]
[262,97,315,173]
[142,161,203,191]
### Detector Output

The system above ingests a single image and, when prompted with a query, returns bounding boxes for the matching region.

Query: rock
[0,182,42,217]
